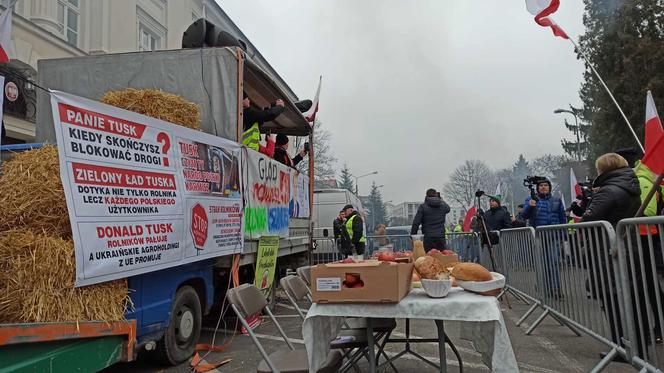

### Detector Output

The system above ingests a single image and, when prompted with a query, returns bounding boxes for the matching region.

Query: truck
[0,44,313,370]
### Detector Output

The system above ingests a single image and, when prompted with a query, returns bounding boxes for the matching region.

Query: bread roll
[451,263,492,282]
[414,256,446,280]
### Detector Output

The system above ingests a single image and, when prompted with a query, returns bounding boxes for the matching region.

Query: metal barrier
[365,234,413,258]
[446,232,481,262]
[310,237,343,265]
[617,216,664,372]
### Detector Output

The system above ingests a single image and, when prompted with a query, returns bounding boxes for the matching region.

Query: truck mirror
[323,229,329,237]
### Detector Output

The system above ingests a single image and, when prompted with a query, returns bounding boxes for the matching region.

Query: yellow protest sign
[254,236,279,290]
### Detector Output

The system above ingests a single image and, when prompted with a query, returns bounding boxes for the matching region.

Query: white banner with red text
[50,91,243,286]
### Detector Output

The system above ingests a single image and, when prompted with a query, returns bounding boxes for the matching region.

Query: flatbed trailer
[0,321,136,373]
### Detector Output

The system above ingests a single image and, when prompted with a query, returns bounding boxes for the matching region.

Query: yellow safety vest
[242,122,260,151]
[345,215,366,243]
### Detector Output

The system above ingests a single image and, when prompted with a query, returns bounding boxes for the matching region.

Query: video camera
[523,175,548,201]
[577,180,594,201]
[475,190,485,198]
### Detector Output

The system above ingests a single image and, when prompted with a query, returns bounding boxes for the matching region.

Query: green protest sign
[254,236,279,291]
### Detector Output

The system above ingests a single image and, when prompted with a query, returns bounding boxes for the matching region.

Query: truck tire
[155,286,202,365]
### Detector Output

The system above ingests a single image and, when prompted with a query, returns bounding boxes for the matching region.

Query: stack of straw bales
[0,89,200,323]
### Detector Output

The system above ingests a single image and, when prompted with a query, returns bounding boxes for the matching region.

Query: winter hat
[276,134,289,146]
[243,91,248,99]
[343,204,354,211]
[487,194,502,204]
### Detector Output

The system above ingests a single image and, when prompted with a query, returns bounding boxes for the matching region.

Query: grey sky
[220,0,586,203]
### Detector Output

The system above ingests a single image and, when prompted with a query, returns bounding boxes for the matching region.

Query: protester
[242,92,285,152]
[512,204,527,227]
[333,209,348,255]
[454,219,463,233]
[410,188,451,252]
[342,205,366,256]
[576,153,641,361]
[273,134,308,168]
[483,194,512,231]
[522,178,566,298]
[374,224,388,247]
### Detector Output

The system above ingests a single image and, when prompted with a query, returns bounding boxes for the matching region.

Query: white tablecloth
[303,288,518,373]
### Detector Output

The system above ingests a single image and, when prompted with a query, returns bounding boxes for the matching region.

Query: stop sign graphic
[191,203,208,250]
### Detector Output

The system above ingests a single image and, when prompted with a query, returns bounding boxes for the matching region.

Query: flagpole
[567,37,645,153]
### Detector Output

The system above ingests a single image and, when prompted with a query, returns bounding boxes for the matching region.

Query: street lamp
[554,106,582,161]
[351,171,378,195]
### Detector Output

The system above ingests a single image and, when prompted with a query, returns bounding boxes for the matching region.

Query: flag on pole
[494,182,501,196]
[642,92,664,175]
[303,76,321,123]
[0,6,14,63]
[525,0,569,39]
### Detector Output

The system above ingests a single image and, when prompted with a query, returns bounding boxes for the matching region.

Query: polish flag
[303,76,321,123]
[494,182,501,196]
[463,206,477,232]
[642,92,664,175]
[570,168,581,221]
[525,0,569,39]
[0,6,14,63]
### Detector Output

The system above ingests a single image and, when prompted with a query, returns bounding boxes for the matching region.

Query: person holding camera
[273,134,309,168]
[522,177,566,298]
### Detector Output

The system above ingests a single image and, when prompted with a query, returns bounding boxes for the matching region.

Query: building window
[57,0,79,47]
[138,25,160,51]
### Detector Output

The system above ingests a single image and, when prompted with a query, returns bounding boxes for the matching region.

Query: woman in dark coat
[580,153,642,360]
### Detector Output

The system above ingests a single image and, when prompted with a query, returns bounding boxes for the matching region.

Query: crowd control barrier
[617,216,664,372]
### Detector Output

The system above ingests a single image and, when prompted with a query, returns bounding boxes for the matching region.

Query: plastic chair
[227,283,342,373]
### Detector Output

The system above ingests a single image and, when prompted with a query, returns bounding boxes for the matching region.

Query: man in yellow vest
[242,91,285,151]
[342,204,366,256]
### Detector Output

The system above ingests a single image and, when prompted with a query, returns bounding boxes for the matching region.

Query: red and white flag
[570,168,581,221]
[303,76,321,123]
[525,0,569,39]
[0,6,14,63]
[642,91,664,175]
[463,206,477,232]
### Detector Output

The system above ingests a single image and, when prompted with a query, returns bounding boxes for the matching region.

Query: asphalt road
[103,292,650,373]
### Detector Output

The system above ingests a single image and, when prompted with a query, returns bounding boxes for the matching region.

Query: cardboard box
[311,260,413,303]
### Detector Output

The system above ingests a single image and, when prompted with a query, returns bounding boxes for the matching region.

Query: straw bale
[0,145,71,238]
[0,230,130,323]
[101,88,200,130]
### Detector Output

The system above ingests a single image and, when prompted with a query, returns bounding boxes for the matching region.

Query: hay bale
[101,88,200,130]
[0,230,130,323]
[0,145,71,238]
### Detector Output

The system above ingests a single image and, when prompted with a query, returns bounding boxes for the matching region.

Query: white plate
[456,272,505,293]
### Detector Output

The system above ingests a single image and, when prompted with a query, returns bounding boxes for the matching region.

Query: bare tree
[296,120,337,180]
[442,160,495,208]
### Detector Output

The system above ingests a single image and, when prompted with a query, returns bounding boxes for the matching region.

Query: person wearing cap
[273,134,308,168]
[341,205,365,256]
[483,194,512,231]
[522,178,566,299]
[242,91,285,152]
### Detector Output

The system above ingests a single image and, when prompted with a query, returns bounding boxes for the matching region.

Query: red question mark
[156,132,171,167]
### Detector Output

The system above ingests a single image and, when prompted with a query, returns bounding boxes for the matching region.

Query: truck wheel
[156,286,202,365]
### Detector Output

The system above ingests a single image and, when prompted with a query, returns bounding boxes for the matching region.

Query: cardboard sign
[254,236,279,291]
[50,91,244,286]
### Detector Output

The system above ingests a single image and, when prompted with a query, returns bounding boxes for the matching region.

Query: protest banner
[244,150,291,238]
[50,90,243,286]
[291,171,310,218]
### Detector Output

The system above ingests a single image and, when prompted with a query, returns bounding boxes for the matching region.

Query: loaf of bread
[414,256,447,280]
[451,263,493,282]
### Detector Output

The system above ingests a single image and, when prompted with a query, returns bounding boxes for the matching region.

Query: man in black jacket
[411,189,451,252]
[333,209,348,254]
[483,195,512,231]
[273,134,308,168]
[342,205,365,255]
